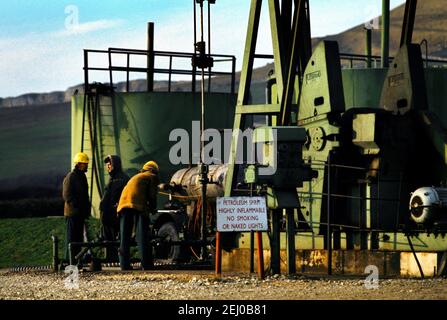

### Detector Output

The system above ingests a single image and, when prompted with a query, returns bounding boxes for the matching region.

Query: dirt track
[1,269,447,300]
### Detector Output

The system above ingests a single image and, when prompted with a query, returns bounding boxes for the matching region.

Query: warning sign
[216,197,268,232]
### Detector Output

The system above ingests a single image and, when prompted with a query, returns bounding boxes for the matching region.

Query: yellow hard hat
[73,152,89,164]
[142,160,159,172]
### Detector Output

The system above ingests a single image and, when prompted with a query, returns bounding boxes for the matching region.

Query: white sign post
[216,197,268,232]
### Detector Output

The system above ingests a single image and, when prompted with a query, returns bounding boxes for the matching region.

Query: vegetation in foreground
[0,217,101,268]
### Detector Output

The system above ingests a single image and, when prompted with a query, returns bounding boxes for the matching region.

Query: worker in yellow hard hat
[62,152,91,263]
[117,160,160,270]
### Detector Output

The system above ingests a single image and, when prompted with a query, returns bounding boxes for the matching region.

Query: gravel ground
[1,269,447,300]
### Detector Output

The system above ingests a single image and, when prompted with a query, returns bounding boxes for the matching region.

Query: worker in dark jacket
[62,152,91,263]
[117,160,160,270]
[99,155,129,261]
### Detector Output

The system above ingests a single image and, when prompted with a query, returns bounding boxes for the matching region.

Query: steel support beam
[286,208,296,274]
[271,209,282,274]
[224,0,262,197]
[268,0,286,98]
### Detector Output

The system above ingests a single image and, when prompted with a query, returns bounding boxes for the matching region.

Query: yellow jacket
[117,171,159,215]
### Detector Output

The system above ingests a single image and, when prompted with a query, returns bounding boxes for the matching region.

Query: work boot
[120,265,134,271]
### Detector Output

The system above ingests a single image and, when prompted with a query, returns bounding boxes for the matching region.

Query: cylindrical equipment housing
[409,187,447,224]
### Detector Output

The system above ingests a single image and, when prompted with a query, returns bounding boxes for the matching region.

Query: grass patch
[0,217,101,268]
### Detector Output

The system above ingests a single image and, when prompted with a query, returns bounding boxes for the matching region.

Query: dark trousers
[119,208,152,270]
[101,222,119,262]
[65,216,85,263]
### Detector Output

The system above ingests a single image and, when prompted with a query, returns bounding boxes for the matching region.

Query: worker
[62,152,91,264]
[117,161,160,270]
[99,155,129,261]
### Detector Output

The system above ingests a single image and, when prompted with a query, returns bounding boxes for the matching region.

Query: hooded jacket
[117,169,159,216]
[100,155,130,224]
[62,167,91,218]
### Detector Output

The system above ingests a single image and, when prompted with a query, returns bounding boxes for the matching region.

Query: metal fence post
[327,153,332,275]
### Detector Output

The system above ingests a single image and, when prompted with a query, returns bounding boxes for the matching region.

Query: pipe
[199,164,209,260]
[400,0,417,47]
[271,209,281,274]
[68,243,73,266]
[420,39,428,68]
[198,0,208,260]
[381,0,390,68]
[10,265,52,272]
[215,231,222,276]
[327,152,332,275]
[249,183,255,274]
[257,231,265,279]
[250,231,255,273]
[147,22,154,92]
[81,50,88,152]
[286,208,296,274]
[169,164,227,201]
[207,0,212,92]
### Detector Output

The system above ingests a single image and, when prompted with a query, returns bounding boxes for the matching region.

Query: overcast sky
[0,0,406,98]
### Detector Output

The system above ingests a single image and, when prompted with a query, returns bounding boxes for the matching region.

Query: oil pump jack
[223,0,447,276]
[223,0,320,275]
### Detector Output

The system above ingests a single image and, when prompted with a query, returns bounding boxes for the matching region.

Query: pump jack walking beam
[279,0,310,126]
[224,0,312,276]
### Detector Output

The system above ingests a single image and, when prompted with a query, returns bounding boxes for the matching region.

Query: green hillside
[0,103,70,198]
[1,0,446,205]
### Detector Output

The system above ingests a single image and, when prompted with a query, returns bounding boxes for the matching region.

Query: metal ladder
[81,83,119,204]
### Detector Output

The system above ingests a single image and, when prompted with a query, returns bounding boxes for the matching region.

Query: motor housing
[409,187,447,224]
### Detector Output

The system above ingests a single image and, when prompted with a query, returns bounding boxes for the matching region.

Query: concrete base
[400,252,438,277]
[221,249,440,278]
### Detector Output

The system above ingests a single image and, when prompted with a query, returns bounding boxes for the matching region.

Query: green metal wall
[342,68,447,126]
[71,92,236,218]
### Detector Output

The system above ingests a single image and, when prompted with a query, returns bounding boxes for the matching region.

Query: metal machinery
[410,187,447,224]
[221,0,447,276]
[67,1,239,268]
[65,0,447,275]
